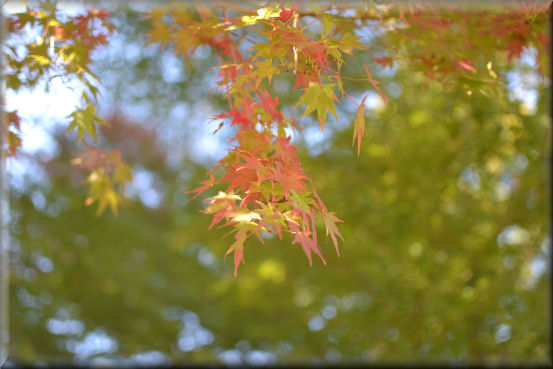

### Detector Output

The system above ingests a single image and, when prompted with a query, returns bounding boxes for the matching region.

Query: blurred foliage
[3,3,114,156]
[6,4,551,366]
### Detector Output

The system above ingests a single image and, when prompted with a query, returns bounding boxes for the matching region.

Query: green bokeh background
[6,5,550,366]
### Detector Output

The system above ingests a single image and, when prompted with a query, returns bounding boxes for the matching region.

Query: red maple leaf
[257,90,284,122]
[222,165,258,193]
[373,56,395,69]
[275,6,296,23]
[304,41,329,70]
[187,173,217,200]
[224,108,253,130]
[290,223,326,266]
[7,111,20,131]
[267,163,308,197]
[225,230,248,276]
[273,136,299,164]
[293,73,319,89]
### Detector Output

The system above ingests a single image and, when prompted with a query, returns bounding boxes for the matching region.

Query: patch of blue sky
[506,48,540,114]
[125,168,165,209]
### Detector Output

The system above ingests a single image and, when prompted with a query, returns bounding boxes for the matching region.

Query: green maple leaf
[114,161,133,190]
[321,14,335,35]
[337,32,363,54]
[66,104,106,142]
[148,21,173,47]
[294,82,337,131]
[254,59,277,85]
[289,189,311,214]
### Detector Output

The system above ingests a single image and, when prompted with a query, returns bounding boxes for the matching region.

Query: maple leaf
[7,111,21,131]
[207,205,230,229]
[6,131,21,157]
[303,40,330,70]
[290,224,326,267]
[231,211,261,225]
[225,229,248,277]
[275,6,296,23]
[221,165,258,193]
[293,72,320,89]
[66,104,107,142]
[174,27,196,55]
[353,94,368,156]
[273,136,299,164]
[147,20,173,47]
[289,189,311,215]
[256,201,285,239]
[294,82,337,132]
[202,192,246,229]
[269,28,307,47]
[267,163,308,197]
[240,191,262,207]
[253,59,277,85]
[257,90,284,122]
[233,7,281,29]
[236,153,268,183]
[226,108,254,129]
[187,173,217,200]
[336,32,363,55]
[322,210,343,256]
[374,56,395,69]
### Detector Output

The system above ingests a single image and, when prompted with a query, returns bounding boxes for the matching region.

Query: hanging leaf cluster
[4,2,133,215]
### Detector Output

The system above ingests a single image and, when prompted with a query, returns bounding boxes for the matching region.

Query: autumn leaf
[293,72,319,89]
[253,59,277,85]
[374,56,395,69]
[336,32,363,54]
[147,20,173,47]
[225,228,249,277]
[290,223,326,267]
[275,6,296,23]
[6,131,21,157]
[353,94,368,156]
[273,136,299,163]
[187,173,217,200]
[268,163,308,197]
[66,104,107,142]
[294,82,337,131]
[322,210,343,256]
[257,90,284,122]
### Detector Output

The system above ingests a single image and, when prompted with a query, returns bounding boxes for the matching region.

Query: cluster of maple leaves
[146,4,389,274]
[3,1,550,276]
[384,3,550,95]
[4,3,132,218]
